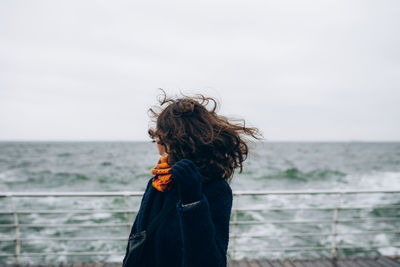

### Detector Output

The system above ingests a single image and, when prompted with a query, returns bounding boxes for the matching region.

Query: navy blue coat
[122,176,233,267]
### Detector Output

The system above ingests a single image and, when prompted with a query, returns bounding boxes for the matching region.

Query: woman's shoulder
[145,176,154,189]
[203,178,232,199]
[140,177,156,202]
[203,177,231,188]
[202,178,233,218]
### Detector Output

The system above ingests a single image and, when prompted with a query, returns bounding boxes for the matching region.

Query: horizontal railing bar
[0,252,121,257]
[0,237,128,241]
[1,205,399,215]
[0,235,328,242]
[232,189,400,195]
[337,244,400,249]
[0,192,144,197]
[0,234,334,243]
[0,223,130,228]
[3,229,400,242]
[2,205,398,214]
[2,205,400,215]
[230,230,400,238]
[1,230,399,242]
[231,246,332,252]
[232,245,400,252]
[2,244,400,257]
[233,205,400,211]
[0,209,139,214]
[0,247,346,257]
[1,217,398,228]
[338,217,400,223]
[2,189,400,197]
[337,230,400,235]
[235,232,330,238]
[0,231,400,242]
[230,217,400,225]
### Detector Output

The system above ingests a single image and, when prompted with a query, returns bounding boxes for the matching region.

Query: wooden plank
[386,257,400,265]
[306,260,320,267]
[377,256,400,267]
[268,260,285,267]
[229,261,239,267]
[300,259,327,267]
[298,258,332,267]
[334,259,351,267]
[351,258,370,267]
[345,258,367,267]
[358,258,387,267]
[228,260,240,267]
[238,260,250,267]
[309,259,328,267]
[287,259,306,267]
[247,259,262,267]
[282,259,298,267]
[314,259,334,267]
[255,259,274,267]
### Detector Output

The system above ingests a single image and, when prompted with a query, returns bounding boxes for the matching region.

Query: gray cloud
[1,0,399,141]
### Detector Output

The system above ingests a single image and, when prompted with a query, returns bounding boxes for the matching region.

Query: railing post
[232,194,239,260]
[10,195,20,264]
[331,193,342,259]
[124,195,130,235]
[331,207,338,258]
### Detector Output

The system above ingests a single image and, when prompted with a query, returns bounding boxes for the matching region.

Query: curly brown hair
[147,89,264,184]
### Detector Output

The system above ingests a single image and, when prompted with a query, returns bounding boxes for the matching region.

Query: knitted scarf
[151,155,174,192]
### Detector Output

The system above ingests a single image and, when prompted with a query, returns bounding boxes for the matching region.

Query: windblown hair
[147,89,264,184]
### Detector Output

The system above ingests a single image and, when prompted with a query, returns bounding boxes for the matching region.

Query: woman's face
[155,137,168,157]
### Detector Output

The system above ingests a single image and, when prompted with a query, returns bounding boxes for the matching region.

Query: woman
[122,89,263,267]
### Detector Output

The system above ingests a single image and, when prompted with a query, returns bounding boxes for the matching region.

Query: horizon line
[0,139,399,143]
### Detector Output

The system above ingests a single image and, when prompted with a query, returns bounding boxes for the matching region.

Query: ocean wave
[262,168,346,181]
[344,171,400,189]
[57,152,72,157]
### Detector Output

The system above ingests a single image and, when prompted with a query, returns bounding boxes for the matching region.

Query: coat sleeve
[122,177,153,266]
[175,180,233,267]
[127,178,153,237]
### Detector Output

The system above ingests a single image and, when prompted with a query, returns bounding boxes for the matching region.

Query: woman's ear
[165,143,170,153]
[162,145,169,157]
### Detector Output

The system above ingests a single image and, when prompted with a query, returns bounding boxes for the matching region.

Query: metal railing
[0,189,399,263]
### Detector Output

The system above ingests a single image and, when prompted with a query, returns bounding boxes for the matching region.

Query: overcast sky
[0,0,399,141]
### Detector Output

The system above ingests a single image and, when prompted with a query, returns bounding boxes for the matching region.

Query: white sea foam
[345,171,400,189]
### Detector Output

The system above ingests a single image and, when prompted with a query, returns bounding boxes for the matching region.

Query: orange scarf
[151,155,174,192]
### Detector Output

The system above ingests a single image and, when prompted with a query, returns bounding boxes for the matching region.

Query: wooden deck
[228,256,400,266]
[1,256,400,267]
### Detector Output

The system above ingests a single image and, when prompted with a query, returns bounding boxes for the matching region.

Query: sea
[0,141,399,264]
